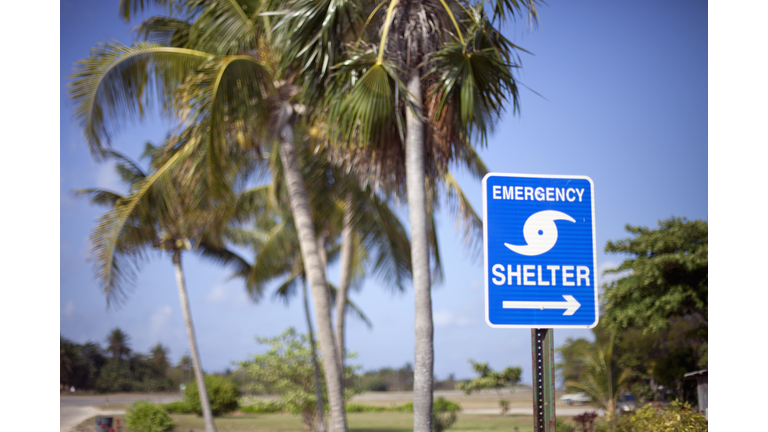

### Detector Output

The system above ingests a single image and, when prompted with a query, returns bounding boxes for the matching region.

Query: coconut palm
[564,332,632,420]
[150,343,171,372]
[229,211,373,432]
[272,0,539,428]
[227,138,413,429]
[69,2,352,427]
[106,328,132,360]
[75,146,252,432]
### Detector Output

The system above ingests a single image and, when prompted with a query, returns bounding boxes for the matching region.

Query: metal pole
[531,328,556,432]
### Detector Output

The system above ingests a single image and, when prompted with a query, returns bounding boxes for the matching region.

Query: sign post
[482,173,597,432]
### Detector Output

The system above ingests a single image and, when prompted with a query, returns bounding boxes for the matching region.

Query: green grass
[167,412,536,432]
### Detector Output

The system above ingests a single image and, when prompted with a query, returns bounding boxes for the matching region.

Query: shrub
[124,401,175,432]
[184,375,241,416]
[161,400,194,414]
[346,403,388,412]
[572,411,598,431]
[597,401,707,432]
[499,399,510,416]
[433,397,461,413]
[555,416,576,432]
[239,399,285,414]
[432,397,460,432]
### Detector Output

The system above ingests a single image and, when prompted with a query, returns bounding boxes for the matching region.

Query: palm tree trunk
[335,197,354,368]
[404,70,434,432]
[278,118,348,432]
[172,250,216,432]
[303,279,327,432]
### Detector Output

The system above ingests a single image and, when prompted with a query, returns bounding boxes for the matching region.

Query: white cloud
[205,284,249,307]
[597,260,632,286]
[434,310,474,327]
[148,305,173,341]
[467,280,482,291]
[62,301,76,318]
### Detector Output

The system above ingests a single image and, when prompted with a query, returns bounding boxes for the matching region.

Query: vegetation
[152,411,540,432]
[238,328,359,431]
[596,400,707,432]
[74,145,255,432]
[184,375,241,417]
[161,400,195,414]
[557,218,708,411]
[69,0,539,428]
[457,360,522,415]
[124,401,175,432]
[355,363,415,392]
[603,217,708,401]
[60,333,178,393]
[563,333,630,420]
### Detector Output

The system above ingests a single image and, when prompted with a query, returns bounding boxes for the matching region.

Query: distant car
[560,392,591,405]
[616,394,638,413]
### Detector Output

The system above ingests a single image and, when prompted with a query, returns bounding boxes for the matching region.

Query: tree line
[60,328,190,393]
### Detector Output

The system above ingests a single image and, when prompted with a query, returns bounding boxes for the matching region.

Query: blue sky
[58,0,708,386]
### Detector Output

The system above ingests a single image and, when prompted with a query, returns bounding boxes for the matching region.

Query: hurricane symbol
[504,210,575,256]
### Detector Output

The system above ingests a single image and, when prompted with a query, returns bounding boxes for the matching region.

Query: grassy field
[73,412,541,432]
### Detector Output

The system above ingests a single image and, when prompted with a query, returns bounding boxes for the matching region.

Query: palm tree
[76,146,252,432]
[227,140,409,430]
[564,332,631,421]
[263,137,414,371]
[107,328,132,360]
[178,354,193,384]
[69,2,351,427]
[150,343,171,373]
[272,0,539,428]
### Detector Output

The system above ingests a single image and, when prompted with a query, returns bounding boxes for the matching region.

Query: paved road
[60,394,182,432]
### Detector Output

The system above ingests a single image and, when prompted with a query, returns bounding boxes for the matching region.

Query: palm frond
[441,172,482,261]
[354,190,412,292]
[272,268,303,305]
[328,51,409,148]
[328,283,372,328]
[426,40,519,149]
[119,0,175,22]
[489,0,540,26]
[426,191,444,285]
[135,16,193,48]
[187,0,261,54]
[73,189,126,208]
[271,0,362,102]
[67,40,210,158]
[196,240,257,298]
[88,144,192,306]
[174,54,273,195]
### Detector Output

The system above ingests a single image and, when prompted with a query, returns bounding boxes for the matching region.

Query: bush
[239,399,285,414]
[433,397,460,432]
[556,416,576,432]
[433,397,461,413]
[595,401,707,432]
[346,403,388,412]
[161,400,194,414]
[124,401,175,432]
[184,375,241,416]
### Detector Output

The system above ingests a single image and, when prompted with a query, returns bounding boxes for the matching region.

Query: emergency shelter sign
[482,173,598,328]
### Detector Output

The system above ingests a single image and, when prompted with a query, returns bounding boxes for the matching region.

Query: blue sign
[482,173,598,328]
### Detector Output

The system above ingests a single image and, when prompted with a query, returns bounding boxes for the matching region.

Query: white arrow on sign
[502,295,581,316]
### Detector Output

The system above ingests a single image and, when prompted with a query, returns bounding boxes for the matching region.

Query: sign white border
[482,172,598,329]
